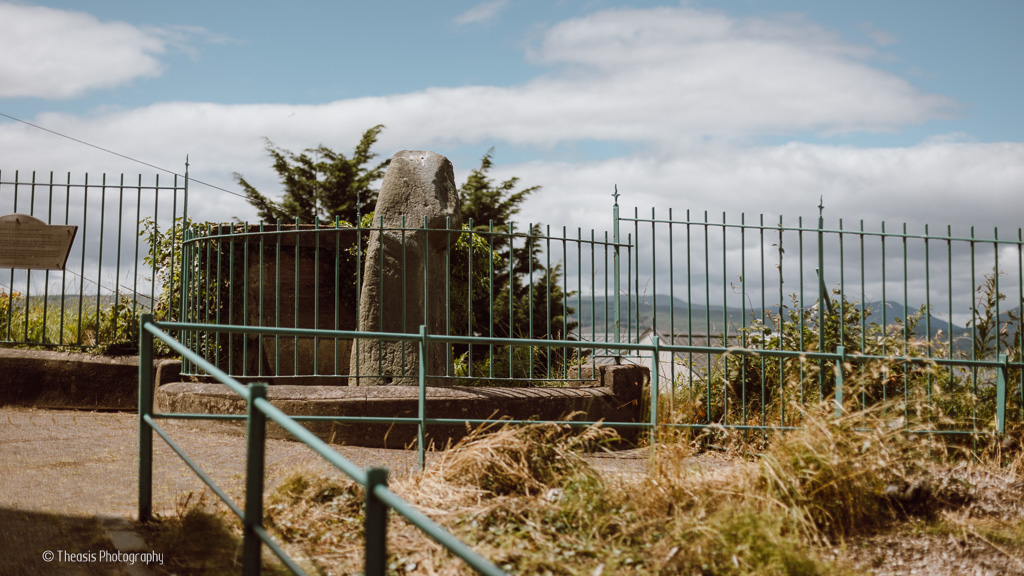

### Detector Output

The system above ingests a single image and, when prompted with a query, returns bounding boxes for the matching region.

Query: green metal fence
[616,199,1023,435]
[176,216,628,386]
[4,163,1014,436]
[0,170,187,349]
[166,193,1024,437]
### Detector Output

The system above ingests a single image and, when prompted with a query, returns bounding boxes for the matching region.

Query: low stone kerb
[157,364,648,448]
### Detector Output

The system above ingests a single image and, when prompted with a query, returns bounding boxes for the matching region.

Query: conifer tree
[234,124,387,224]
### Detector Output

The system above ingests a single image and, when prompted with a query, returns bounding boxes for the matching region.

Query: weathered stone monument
[349,150,462,385]
[157,149,653,448]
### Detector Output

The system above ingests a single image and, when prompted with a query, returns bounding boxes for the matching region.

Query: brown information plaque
[0,213,78,270]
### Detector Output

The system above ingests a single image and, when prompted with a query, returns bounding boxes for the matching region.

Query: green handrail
[138,315,506,576]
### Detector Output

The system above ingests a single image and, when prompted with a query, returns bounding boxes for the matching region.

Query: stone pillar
[350,151,462,385]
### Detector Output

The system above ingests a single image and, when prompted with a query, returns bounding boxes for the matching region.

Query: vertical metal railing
[616,197,1023,434]
[177,219,628,385]
[0,170,186,349]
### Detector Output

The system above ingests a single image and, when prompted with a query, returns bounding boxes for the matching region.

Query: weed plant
[673,275,1023,436]
[0,288,146,353]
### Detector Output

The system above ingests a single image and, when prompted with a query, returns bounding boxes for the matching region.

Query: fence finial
[612,184,620,206]
[818,196,824,217]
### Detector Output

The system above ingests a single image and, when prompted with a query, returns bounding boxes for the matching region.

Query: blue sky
[1,0,1022,236]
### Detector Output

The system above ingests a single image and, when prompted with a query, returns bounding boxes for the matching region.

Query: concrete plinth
[156,364,649,448]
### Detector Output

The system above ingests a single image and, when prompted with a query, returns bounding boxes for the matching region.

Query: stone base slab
[156,364,648,448]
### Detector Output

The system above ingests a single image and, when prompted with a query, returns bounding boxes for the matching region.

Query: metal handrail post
[138,314,155,522]
[365,468,390,576]
[817,200,827,397]
[997,353,1008,435]
[243,382,268,576]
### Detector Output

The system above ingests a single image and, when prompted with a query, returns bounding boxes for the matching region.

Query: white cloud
[436,7,945,144]
[4,101,1021,238]
[0,3,222,99]
[147,24,234,60]
[75,5,951,154]
[522,7,953,140]
[0,5,1004,233]
[861,23,898,47]
[2,4,956,140]
[453,0,509,26]
[512,140,1024,236]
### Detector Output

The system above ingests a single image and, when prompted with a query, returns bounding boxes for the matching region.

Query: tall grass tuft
[438,420,615,496]
[754,403,942,542]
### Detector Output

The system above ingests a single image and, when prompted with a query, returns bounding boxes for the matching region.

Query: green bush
[677,275,1022,432]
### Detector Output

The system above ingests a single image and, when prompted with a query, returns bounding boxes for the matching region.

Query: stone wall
[0,348,179,410]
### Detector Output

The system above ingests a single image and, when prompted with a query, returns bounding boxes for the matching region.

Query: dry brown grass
[209,407,1023,575]
[259,417,830,574]
[754,403,944,542]
[437,420,617,496]
[140,491,293,576]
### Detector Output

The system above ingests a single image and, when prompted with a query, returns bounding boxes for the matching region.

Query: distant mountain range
[569,294,1021,346]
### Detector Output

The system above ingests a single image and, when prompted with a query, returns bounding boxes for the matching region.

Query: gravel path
[0,407,435,575]
[1,407,448,517]
[0,406,654,574]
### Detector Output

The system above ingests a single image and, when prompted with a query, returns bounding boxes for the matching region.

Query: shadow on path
[0,507,131,575]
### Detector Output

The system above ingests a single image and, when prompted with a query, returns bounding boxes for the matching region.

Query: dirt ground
[1,406,1021,575]
[845,462,1024,576]
[0,406,650,575]
[0,407,431,575]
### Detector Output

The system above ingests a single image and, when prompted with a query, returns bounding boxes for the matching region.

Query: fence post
[177,158,189,325]
[816,199,829,398]
[650,334,659,445]
[612,186,621,362]
[365,467,390,576]
[182,157,189,233]
[834,346,845,419]
[243,382,268,576]
[138,313,154,522]
[418,324,427,471]
[997,354,1008,435]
